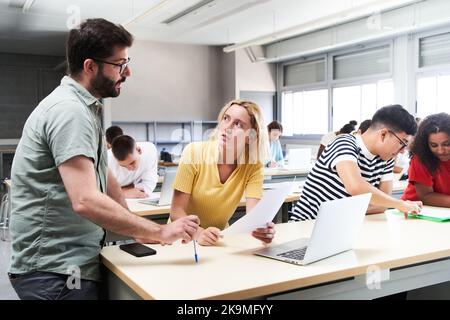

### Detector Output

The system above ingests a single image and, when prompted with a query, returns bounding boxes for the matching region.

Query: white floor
[0,232,19,300]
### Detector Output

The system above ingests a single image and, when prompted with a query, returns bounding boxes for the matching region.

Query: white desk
[101,207,450,300]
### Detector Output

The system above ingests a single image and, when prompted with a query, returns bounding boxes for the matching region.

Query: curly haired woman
[402,113,450,207]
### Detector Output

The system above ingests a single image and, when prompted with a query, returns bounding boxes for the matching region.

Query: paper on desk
[221,182,293,236]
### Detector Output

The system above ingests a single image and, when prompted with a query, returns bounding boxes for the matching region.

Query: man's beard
[91,68,126,98]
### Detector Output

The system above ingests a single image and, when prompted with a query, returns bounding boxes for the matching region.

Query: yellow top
[172,140,263,229]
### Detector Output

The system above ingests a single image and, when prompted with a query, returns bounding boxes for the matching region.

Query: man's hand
[123,188,148,198]
[197,227,222,246]
[252,222,276,244]
[397,200,423,218]
[154,215,200,245]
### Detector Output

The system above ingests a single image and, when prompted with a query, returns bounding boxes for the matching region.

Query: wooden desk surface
[101,206,450,300]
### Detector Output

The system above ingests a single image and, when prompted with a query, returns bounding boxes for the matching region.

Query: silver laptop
[138,170,177,206]
[254,193,371,265]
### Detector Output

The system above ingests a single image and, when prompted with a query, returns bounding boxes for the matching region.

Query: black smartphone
[119,243,157,257]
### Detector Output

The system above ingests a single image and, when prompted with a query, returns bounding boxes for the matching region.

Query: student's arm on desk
[122,185,148,198]
[171,190,221,246]
[366,180,392,214]
[246,198,275,244]
[413,182,450,207]
[58,156,199,244]
[336,161,422,218]
[107,169,128,210]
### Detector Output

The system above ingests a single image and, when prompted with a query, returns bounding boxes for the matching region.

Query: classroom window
[419,32,450,68]
[417,75,450,118]
[332,79,393,131]
[281,89,328,136]
[333,45,391,80]
[283,58,325,87]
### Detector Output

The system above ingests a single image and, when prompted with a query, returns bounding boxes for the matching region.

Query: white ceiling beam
[223,0,424,53]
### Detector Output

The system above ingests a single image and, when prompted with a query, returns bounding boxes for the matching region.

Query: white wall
[109,40,227,122]
[235,49,276,96]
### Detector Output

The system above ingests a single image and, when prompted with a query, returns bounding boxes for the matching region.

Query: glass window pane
[332,86,361,131]
[361,83,377,121]
[293,92,304,135]
[333,45,390,80]
[281,92,294,136]
[283,59,325,87]
[419,32,450,68]
[377,79,394,108]
[437,75,450,114]
[417,76,437,118]
[302,89,328,134]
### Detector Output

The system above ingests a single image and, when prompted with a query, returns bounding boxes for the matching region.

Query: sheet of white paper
[222,183,293,236]
[419,206,450,219]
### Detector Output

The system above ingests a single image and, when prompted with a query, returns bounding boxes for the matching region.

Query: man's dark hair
[267,120,283,132]
[410,113,450,175]
[112,135,136,161]
[66,18,134,76]
[358,119,372,134]
[370,105,417,136]
[338,120,358,134]
[105,126,123,145]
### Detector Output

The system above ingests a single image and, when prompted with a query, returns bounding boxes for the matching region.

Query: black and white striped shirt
[290,134,395,221]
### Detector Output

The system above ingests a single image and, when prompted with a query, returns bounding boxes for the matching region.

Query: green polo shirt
[9,76,108,281]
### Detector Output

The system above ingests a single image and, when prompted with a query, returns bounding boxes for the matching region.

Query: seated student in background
[402,113,450,207]
[355,119,372,135]
[266,120,284,168]
[170,100,275,246]
[393,148,410,174]
[317,120,358,159]
[108,135,158,198]
[291,105,422,221]
[105,125,123,149]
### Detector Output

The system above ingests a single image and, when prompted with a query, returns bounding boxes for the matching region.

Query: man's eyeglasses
[389,130,408,151]
[92,57,131,74]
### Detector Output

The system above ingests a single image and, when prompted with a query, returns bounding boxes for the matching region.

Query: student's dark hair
[358,119,372,134]
[66,18,133,76]
[267,120,283,132]
[111,135,136,161]
[105,126,123,145]
[338,120,358,134]
[410,113,450,175]
[370,105,417,136]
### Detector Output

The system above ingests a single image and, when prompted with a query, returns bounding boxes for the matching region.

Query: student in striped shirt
[291,105,423,221]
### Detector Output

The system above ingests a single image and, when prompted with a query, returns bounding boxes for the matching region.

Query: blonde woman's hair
[210,99,270,164]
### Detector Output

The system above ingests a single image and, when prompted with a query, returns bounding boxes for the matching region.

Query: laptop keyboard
[277,247,307,261]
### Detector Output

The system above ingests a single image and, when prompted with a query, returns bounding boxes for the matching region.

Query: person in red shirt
[402,113,450,207]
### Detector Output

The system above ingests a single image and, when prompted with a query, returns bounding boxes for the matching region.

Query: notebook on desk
[387,206,450,222]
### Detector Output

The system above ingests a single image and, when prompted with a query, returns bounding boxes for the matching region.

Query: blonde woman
[170,100,275,246]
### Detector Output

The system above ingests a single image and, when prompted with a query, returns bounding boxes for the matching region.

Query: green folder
[386,208,450,222]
